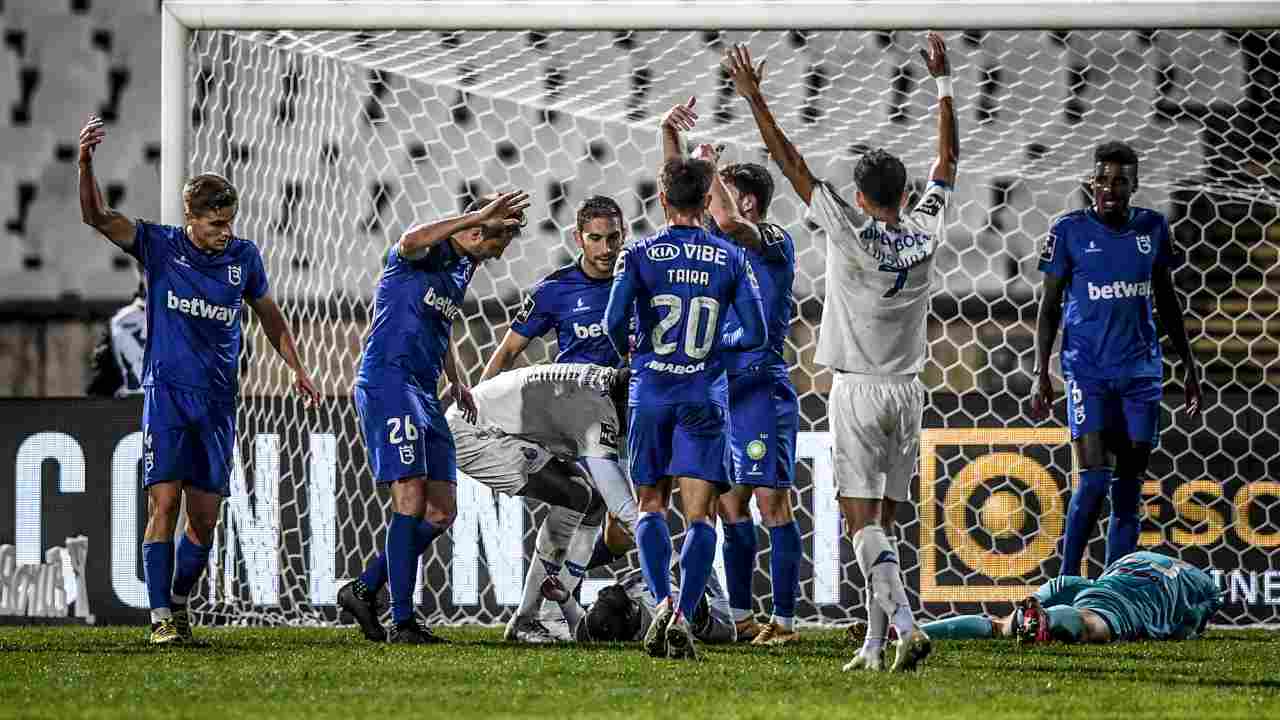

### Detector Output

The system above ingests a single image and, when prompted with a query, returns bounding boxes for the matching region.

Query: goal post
[159,0,1280,628]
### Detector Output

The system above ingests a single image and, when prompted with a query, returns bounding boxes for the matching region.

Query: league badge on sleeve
[914,190,945,218]
[514,292,535,324]
[1040,232,1058,263]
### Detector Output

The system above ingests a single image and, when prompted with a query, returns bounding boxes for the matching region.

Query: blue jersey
[723,222,795,375]
[605,226,763,407]
[356,241,475,390]
[1039,207,1179,380]
[1074,551,1222,641]
[125,221,269,396]
[509,260,623,367]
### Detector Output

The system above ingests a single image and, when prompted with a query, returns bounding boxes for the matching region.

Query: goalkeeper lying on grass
[851,551,1222,645]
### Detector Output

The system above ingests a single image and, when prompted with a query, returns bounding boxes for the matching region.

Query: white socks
[853,524,914,642]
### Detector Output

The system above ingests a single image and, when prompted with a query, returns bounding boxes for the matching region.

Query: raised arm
[246,293,320,406]
[919,32,959,187]
[722,44,816,204]
[692,143,764,254]
[659,97,698,164]
[479,329,533,382]
[724,261,766,352]
[78,115,136,250]
[604,251,637,359]
[1030,272,1067,420]
[442,333,478,423]
[1153,265,1202,416]
[398,190,530,259]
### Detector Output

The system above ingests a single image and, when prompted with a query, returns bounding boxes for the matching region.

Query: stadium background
[0,0,1278,627]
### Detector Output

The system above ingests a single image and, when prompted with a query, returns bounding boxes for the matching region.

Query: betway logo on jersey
[166,290,236,326]
[1087,280,1152,300]
[574,321,605,339]
[423,286,460,320]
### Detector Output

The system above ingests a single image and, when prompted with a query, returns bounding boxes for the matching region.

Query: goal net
[175,18,1280,627]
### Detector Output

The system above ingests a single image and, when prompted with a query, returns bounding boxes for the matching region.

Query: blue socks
[385,513,421,624]
[677,521,718,621]
[1106,475,1141,566]
[142,541,174,620]
[721,519,757,615]
[362,517,443,598]
[1062,468,1110,575]
[171,534,212,600]
[768,521,802,622]
[636,512,673,604]
[921,614,994,640]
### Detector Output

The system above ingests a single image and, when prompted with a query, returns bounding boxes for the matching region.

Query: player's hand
[661,96,698,133]
[722,43,767,99]
[1182,365,1202,417]
[918,31,950,78]
[294,369,321,408]
[690,142,723,167]
[79,115,105,164]
[1029,372,1055,420]
[475,190,531,237]
[450,382,478,424]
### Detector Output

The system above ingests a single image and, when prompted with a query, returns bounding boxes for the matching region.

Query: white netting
[184,28,1280,627]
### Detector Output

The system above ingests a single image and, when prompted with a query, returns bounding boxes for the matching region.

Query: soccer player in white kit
[446,363,631,643]
[723,33,959,672]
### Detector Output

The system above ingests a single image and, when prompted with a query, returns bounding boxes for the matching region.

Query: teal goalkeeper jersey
[1072,552,1223,641]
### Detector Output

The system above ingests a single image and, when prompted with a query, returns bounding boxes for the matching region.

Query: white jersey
[109,298,146,397]
[804,179,950,375]
[445,363,620,459]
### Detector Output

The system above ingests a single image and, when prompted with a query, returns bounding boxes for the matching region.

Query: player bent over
[658,101,803,645]
[724,34,958,671]
[341,190,530,644]
[1032,143,1202,576]
[907,552,1222,645]
[452,363,632,643]
[550,566,736,645]
[604,156,766,659]
[78,115,319,644]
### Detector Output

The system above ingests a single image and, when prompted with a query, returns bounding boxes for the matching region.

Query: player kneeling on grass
[851,551,1222,646]
[546,566,736,645]
[339,363,632,643]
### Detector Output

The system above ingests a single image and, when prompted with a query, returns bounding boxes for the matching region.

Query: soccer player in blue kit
[340,189,531,644]
[481,195,626,377]
[77,115,320,644]
[658,97,802,645]
[1032,142,1202,576]
[604,156,766,659]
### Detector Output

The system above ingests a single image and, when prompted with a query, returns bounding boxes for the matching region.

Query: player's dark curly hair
[183,173,238,217]
[1094,140,1139,168]
[576,195,624,232]
[853,148,908,210]
[721,162,775,219]
[579,584,641,642]
[659,157,714,214]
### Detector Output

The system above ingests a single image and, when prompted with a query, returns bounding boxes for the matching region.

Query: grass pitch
[1,626,1276,719]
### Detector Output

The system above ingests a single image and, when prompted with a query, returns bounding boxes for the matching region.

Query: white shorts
[829,372,924,502]
[450,421,554,496]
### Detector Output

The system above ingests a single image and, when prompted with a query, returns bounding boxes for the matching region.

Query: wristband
[935,76,953,99]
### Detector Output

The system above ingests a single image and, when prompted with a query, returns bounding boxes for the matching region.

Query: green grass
[0,627,1276,719]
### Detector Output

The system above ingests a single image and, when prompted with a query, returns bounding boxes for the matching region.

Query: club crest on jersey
[647,243,680,262]
[399,444,415,465]
[228,265,242,286]
[1136,234,1152,254]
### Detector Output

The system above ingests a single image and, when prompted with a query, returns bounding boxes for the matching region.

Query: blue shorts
[728,372,799,489]
[1064,375,1162,446]
[142,383,236,497]
[355,383,456,484]
[628,402,732,493]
